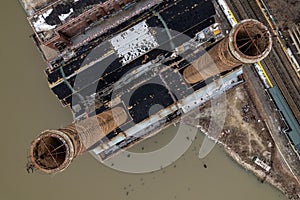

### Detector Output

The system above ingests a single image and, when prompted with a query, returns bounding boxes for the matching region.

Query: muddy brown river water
[0,1,288,199]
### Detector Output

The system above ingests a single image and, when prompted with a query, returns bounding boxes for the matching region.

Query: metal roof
[269,86,300,151]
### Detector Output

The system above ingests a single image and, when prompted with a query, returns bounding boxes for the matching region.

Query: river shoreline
[183,85,300,200]
[198,125,292,199]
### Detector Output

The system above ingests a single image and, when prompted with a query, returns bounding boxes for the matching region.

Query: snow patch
[58,8,74,22]
[32,15,56,32]
[110,21,159,65]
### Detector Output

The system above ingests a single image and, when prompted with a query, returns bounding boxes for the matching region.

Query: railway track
[230,0,300,122]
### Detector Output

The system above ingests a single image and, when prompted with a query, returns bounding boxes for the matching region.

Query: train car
[253,63,271,88]
[287,48,300,72]
[216,0,237,27]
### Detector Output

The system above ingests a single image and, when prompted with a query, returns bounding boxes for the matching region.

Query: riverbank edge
[198,126,288,198]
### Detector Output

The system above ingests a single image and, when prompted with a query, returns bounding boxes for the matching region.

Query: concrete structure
[29,20,272,174]
[26,0,136,51]
[252,156,271,172]
[25,0,272,174]
[183,19,272,84]
[29,106,128,174]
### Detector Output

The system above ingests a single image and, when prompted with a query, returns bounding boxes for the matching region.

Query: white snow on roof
[110,21,159,65]
[32,8,56,32]
[42,8,53,18]
[32,14,56,32]
[58,8,74,22]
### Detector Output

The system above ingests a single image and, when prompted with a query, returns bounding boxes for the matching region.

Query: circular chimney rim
[229,19,272,63]
[29,130,75,174]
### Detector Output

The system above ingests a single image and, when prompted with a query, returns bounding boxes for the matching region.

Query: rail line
[224,0,300,184]
[216,0,273,89]
[229,0,300,123]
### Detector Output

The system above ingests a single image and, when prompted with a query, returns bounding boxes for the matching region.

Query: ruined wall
[21,0,58,15]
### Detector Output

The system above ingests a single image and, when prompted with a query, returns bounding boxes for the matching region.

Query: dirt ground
[265,0,300,29]
[184,84,300,200]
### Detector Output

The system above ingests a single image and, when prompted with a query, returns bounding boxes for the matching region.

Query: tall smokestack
[183,19,272,84]
[29,107,128,174]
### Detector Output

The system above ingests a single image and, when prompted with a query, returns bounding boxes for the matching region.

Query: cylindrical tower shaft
[29,106,128,174]
[183,19,272,84]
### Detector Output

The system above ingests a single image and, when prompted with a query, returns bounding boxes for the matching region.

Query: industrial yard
[17,0,300,199]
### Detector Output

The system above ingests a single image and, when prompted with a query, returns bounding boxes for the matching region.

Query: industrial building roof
[269,86,300,151]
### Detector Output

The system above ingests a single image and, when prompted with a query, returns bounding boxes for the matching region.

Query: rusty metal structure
[22,0,272,174]
[29,106,127,174]
[183,19,272,84]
